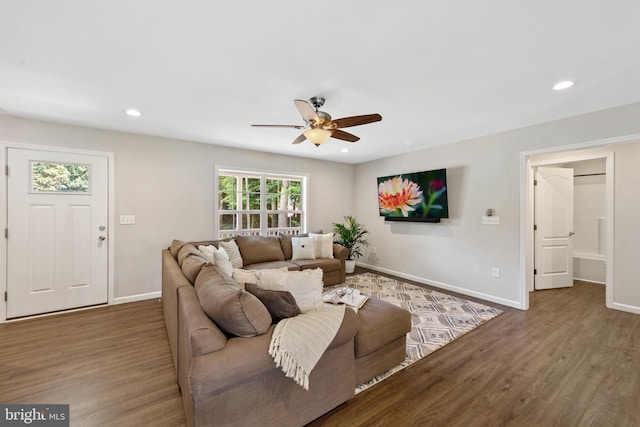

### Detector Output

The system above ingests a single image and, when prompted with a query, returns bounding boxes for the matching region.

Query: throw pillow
[232,267,290,290]
[198,244,217,264]
[219,240,243,268]
[291,236,316,261]
[195,265,271,338]
[213,246,233,277]
[309,232,334,259]
[255,268,324,313]
[181,253,208,284]
[245,282,301,322]
[235,235,285,265]
[170,239,185,259]
[177,243,202,267]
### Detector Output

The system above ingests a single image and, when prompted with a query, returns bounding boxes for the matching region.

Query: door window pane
[31,162,90,193]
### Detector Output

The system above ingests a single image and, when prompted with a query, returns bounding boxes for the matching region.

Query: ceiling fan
[251,97,382,147]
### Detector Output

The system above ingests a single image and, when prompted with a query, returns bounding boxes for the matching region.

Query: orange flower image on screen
[378,176,424,217]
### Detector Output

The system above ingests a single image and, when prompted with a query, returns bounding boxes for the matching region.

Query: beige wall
[2,101,640,314]
[354,102,640,311]
[0,115,355,301]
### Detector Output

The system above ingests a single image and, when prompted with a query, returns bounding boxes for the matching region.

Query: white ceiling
[1,1,639,164]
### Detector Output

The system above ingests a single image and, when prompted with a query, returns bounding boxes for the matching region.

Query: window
[31,161,90,193]
[216,168,306,239]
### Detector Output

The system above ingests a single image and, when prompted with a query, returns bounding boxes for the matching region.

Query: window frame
[215,166,308,239]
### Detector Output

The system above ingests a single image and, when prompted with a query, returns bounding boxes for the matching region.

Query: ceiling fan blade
[294,99,319,123]
[251,124,305,129]
[332,113,382,128]
[331,129,360,143]
[291,133,307,144]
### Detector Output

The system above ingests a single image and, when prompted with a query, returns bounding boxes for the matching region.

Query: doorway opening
[522,150,613,310]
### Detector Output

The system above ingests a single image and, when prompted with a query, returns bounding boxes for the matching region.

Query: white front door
[6,148,109,318]
[534,166,574,290]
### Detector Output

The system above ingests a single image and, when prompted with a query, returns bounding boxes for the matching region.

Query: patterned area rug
[332,273,503,393]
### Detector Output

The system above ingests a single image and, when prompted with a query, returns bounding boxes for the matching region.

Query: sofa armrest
[332,244,348,260]
[178,285,228,391]
[178,286,227,356]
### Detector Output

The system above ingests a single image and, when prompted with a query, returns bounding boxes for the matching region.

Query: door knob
[98,236,106,241]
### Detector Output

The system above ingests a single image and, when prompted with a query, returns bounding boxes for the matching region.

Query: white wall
[355,102,640,310]
[0,115,355,302]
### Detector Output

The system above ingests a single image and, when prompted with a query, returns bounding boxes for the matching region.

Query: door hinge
[4,228,7,239]
[534,224,537,231]
[534,269,537,275]
[4,164,8,176]
[534,179,537,186]
[4,291,6,302]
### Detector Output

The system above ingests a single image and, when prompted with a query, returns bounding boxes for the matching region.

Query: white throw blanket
[268,304,346,390]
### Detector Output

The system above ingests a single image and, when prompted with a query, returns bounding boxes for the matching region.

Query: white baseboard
[113,291,162,305]
[357,262,523,310]
[611,302,640,315]
[573,277,606,285]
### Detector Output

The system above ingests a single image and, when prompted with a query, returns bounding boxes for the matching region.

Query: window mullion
[260,174,267,235]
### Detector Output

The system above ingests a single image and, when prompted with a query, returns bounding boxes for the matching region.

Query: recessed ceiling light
[552,80,574,91]
[341,148,349,153]
[125,109,142,117]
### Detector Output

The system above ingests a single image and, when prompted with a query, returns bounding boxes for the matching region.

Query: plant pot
[345,259,356,274]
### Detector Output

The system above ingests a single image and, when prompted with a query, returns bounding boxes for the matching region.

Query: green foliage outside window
[32,162,90,192]
[218,173,303,235]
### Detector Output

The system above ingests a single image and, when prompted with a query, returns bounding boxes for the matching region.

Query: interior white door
[6,148,109,318]
[534,166,574,290]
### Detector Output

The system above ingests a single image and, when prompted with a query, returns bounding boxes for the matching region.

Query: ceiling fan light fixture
[304,128,332,146]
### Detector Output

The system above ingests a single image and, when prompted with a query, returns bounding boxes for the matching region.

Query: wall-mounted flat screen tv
[377,168,448,222]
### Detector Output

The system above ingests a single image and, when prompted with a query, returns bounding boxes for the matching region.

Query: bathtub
[573,252,606,284]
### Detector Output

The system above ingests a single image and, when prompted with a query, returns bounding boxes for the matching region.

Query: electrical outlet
[482,216,500,225]
[120,215,136,225]
[492,267,500,278]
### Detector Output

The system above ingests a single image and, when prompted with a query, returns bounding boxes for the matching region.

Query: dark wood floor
[1,273,639,426]
[0,299,186,426]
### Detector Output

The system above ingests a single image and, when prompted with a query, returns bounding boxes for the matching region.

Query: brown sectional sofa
[162,236,411,426]
[197,234,347,286]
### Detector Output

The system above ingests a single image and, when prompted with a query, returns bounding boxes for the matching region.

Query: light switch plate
[482,216,499,225]
[120,215,135,225]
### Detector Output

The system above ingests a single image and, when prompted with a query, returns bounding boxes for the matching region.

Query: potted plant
[332,215,369,274]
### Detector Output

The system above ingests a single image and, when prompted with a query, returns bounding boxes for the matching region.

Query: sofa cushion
[255,268,324,313]
[177,243,201,266]
[242,260,298,271]
[290,258,341,274]
[354,297,412,357]
[182,255,208,284]
[245,282,301,322]
[219,240,243,268]
[195,265,271,338]
[198,244,217,264]
[232,267,290,289]
[278,232,314,260]
[213,247,233,277]
[309,232,334,259]
[236,235,285,266]
[291,236,316,260]
[170,239,185,259]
